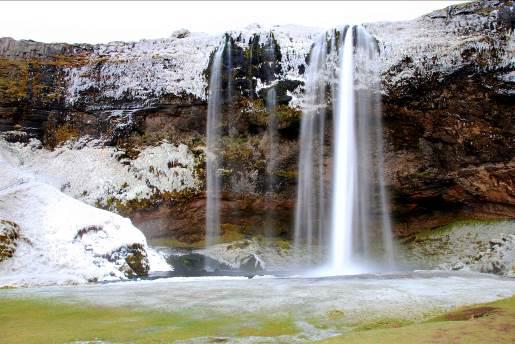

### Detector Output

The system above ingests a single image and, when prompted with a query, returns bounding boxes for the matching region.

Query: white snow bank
[0,145,171,287]
[0,138,199,208]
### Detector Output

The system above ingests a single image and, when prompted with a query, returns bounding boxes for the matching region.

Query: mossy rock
[107,243,150,277]
[0,220,20,262]
[125,243,150,276]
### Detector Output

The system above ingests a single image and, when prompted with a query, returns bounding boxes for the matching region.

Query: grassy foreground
[0,295,513,343]
[0,298,296,343]
[320,296,515,343]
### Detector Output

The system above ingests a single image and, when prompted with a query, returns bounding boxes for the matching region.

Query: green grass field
[0,295,513,343]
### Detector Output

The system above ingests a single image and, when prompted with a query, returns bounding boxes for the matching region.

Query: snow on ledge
[0,138,199,208]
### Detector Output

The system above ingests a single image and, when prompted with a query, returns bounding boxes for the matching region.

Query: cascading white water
[264,35,279,237]
[293,33,330,264]
[353,26,395,269]
[330,27,356,273]
[205,42,225,249]
[294,26,395,274]
[264,86,278,236]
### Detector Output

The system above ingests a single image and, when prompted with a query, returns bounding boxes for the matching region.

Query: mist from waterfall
[205,41,225,249]
[294,26,395,274]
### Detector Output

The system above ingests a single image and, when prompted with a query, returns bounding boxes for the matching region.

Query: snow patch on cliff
[66,25,322,106]
[65,2,513,106]
[229,24,320,83]
[366,5,514,93]
[0,138,199,208]
[66,32,223,104]
[0,148,171,287]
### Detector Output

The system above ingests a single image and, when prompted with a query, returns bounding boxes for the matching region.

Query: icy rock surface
[198,238,323,272]
[401,221,515,276]
[64,2,514,107]
[366,2,514,96]
[66,33,221,105]
[0,138,199,208]
[475,234,515,276]
[0,145,171,287]
[65,25,322,106]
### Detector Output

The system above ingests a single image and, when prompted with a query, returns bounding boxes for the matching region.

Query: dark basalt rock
[0,130,29,143]
[166,252,232,274]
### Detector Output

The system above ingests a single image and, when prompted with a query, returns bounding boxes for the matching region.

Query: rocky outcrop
[370,0,515,234]
[0,0,513,245]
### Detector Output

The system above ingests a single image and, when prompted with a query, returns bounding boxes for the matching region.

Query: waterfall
[294,26,395,274]
[264,35,278,237]
[205,42,225,249]
[293,33,330,265]
[226,38,237,137]
[330,27,356,273]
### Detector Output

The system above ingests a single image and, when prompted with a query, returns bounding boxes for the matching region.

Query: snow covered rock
[474,234,515,276]
[367,0,514,97]
[198,238,318,271]
[401,221,515,276]
[0,138,199,210]
[0,145,171,287]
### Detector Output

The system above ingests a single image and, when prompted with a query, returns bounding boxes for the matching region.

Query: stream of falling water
[294,26,395,274]
[205,42,225,250]
[264,34,278,237]
[294,33,330,264]
[330,26,356,273]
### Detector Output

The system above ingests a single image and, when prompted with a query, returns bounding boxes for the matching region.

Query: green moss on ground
[319,296,515,344]
[0,295,513,343]
[0,297,298,343]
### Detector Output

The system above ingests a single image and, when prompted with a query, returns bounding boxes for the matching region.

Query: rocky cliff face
[0,0,513,245]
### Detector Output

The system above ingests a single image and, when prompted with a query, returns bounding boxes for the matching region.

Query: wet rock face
[0,1,513,243]
[0,220,20,262]
[383,70,515,234]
